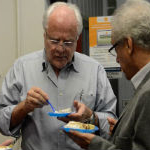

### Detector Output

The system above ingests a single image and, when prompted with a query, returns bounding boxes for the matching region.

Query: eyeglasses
[108,42,119,56]
[45,31,76,49]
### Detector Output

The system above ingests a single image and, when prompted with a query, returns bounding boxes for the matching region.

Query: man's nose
[56,41,65,51]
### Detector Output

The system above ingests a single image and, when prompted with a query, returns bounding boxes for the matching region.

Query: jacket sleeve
[89,90,150,150]
[88,136,121,150]
[132,90,150,149]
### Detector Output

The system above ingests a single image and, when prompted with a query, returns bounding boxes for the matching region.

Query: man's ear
[127,37,134,55]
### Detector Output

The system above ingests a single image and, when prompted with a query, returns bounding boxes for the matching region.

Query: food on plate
[64,121,95,130]
[0,146,12,150]
[55,108,72,113]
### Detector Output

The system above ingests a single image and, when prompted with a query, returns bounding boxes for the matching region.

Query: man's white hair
[111,0,150,49]
[42,2,83,37]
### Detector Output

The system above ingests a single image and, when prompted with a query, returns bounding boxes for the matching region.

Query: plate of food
[48,108,74,117]
[0,146,13,150]
[61,121,99,133]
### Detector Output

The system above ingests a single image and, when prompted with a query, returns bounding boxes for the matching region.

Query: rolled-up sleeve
[0,59,23,137]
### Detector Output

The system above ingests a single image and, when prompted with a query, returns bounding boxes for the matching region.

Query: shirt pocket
[80,94,96,110]
[115,136,132,150]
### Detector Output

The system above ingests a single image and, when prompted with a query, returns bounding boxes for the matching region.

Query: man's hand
[24,87,49,112]
[65,130,95,149]
[10,87,49,129]
[107,117,117,135]
[58,100,93,123]
[0,139,14,146]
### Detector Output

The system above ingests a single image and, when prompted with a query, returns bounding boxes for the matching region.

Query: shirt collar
[131,62,150,90]
[71,52,80,72]
[42,49,48,72]
[59,53,79,73]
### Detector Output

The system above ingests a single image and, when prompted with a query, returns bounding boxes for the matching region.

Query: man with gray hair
[0,2,116,150]
[65,0,150,150]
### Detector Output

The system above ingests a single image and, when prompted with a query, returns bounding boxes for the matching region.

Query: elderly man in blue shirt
[0,2,116,150]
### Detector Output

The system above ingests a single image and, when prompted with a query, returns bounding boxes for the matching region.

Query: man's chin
[55,63,67,70]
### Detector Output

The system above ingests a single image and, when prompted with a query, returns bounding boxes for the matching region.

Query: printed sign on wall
[89,16,121,78]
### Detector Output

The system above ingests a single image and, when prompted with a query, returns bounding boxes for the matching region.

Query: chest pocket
[80,94,96,110]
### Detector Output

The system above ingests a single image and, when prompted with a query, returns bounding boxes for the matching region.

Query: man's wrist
[85,111,96,125]
[89,112,95,124]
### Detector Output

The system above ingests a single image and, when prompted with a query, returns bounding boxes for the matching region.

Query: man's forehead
[50,5,76,19]
[47,7,77,28]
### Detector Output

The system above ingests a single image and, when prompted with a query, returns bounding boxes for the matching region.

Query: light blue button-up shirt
[0,50,116,150]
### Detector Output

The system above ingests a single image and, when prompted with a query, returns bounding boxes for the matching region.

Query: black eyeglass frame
[108,42,119,56]
[109,38,126,56]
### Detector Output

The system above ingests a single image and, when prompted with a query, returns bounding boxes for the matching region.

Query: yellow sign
[89,16,112,47]
[89,16,120,73]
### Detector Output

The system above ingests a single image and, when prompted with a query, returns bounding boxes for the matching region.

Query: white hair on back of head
[42,2,83,37]
[111,0,150,49]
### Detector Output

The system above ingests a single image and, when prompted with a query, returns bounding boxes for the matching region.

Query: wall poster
[89,16,121,79]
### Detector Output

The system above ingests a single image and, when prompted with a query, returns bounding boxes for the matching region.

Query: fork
[46,100,55,112]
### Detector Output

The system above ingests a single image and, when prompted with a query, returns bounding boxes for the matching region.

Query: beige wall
[0,0,45,144]
[0,0,17,87]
